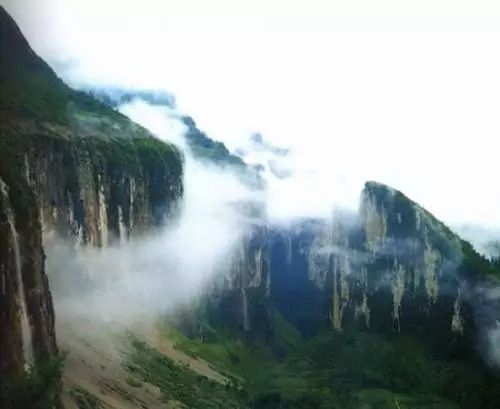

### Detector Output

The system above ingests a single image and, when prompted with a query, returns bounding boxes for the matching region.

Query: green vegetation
[0,40,128,126]
[87,87,176,109]
[0,6,184,238]
[74,133,183,179]
[365,181,460,253]
[0,4,183,194]
[487,241,500,269]
[181,116,264,189]
[0,132,38,235]
[124,336,246,409]
[0,4,126,127]
[460,239,500,281]
[163,316,500,409]
[116,182,498,409]
[0,354,65,409]
[365,182,500,281]
[0,9,184,409]
[125,376,143,388]
[1,8,499,409]
[182,116,246,168]
[70,387,103,409]
[0,128,183,237]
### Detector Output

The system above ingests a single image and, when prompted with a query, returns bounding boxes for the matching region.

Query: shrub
[0,354,65,409]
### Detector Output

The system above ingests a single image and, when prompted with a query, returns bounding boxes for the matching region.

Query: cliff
[173,182,499,408]
[0,5,183,393]
[266,182,499,351]
[1,5,499,408]
[198,180,498,356]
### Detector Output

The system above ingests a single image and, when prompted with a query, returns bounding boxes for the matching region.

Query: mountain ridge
[0,5,499,409]
[0,8,184,409]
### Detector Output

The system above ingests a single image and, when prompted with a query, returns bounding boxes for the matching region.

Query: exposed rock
[256,182,485,348]
[0,5,184,385]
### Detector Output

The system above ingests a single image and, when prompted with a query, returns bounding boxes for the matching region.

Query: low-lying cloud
[47,97,260,327]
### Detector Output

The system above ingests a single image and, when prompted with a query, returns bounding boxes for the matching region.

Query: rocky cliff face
[26,120,183,247]
[198,181,480,348]
[193,201,272,341]
[217,182,498,356]
[0,113,183,380]
[2,6,499,408]
[0,6,184,384]
[0,172,55,376]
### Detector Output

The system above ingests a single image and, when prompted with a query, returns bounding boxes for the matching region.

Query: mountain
[87,85,265,187]
[205,180,499,338]
[86,86,177,109]
[0,6,499,409]
[188,182,500,408]
[0,6,183,407]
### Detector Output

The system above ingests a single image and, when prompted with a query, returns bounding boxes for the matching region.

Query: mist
[46,97,262,329]
[2,0,499,376]
[2,2,500,407]
[470,285,500,369]
[3,0,500,233]
[453,225,500,260]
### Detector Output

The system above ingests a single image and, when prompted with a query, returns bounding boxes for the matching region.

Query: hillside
[0,6,183,408]
[0,5,499,409]
[87,86,264,188]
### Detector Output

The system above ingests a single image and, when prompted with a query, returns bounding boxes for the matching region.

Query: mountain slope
[189,181,500,408]
[0,7,183,408]
[260,181,500,355]
[1,5,499,409]
[0,5,129,127]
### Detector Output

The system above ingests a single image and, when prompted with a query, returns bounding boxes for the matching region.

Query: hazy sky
[3,0,500,228]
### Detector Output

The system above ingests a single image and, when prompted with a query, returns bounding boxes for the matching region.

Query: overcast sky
[3,0,500,229]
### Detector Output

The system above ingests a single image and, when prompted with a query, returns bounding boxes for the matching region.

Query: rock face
[0,113,183,379]
[23,119,183,247]
[200,181,484,352]
[213,182,496,356]
[0,6,184,381]
[0,175,53,375]
[190,182,467,359]
[201,202,272,339]
[1,8,499,407]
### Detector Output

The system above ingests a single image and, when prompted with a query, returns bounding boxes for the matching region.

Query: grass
[0,354,65,409]
[164,320,285,391]
[1,4,183,210]
[355,389,458,409]
[69,387,103,409]
[125,376,143,388]
[123,336,248,409]
[160,315,500,409]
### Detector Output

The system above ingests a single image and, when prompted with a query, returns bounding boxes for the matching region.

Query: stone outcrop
[242,182,490,350]
[0,6,184,382]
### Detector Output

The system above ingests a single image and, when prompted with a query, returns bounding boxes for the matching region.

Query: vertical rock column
[0,178,33,373]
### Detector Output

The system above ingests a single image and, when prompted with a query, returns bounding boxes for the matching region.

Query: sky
[2,0,500,230]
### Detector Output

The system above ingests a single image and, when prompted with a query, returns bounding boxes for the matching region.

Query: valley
[0,4,499,409]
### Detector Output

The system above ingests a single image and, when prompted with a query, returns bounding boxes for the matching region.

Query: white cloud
[47,98,256,326]
[2,0,500,228]
[119,98,188,149]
